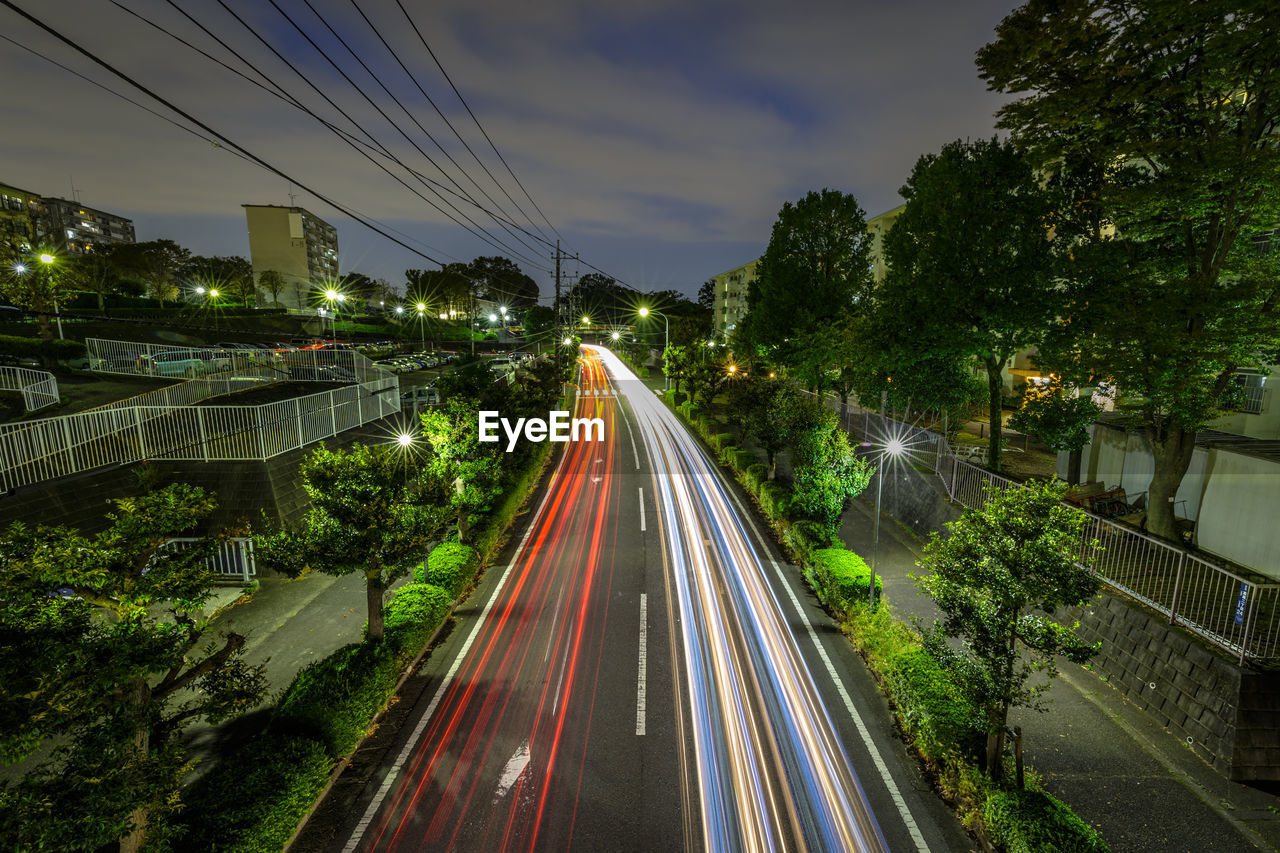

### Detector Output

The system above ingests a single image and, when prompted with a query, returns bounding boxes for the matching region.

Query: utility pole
[554,240,561,374]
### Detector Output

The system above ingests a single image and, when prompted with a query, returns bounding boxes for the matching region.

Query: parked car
[141,349,231,377]
[400,385,440,407]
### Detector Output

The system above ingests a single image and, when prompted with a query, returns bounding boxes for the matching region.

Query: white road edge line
[621,397,641,469]
[637,592,648,736]
[341,452,567,853]
[716,465,930,853]
[639,487,646,532]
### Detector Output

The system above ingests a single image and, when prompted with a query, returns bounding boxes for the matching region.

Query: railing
[0,366,59,411]
[0,340,399,492]
[160,536,256,584]
[805,389,1280,662]
[1234,384,1266,415]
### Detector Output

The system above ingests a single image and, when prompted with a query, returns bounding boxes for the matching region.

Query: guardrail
[805,390,1280,662]
[0,366,59,411]
[161,536,256,584]
[0,340,399,492]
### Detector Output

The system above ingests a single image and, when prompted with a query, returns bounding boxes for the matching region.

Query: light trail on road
[589,345,891,853]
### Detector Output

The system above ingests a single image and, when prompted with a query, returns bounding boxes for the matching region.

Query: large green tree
[791,407,874,536]
[0,485,266,852]
[258,443,448,643]
[1,249,73,339]
[183,255,253,306]
[878,138,1061,472]
[466,256,539,308]
[916,480,1100,782]
[744,189,874,366]
[102,239,191,304]
[977,0,1280,540]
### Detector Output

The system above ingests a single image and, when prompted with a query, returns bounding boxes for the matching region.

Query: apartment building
[243,204,339,309]
[709,259,758,341]
[38,197,136,255]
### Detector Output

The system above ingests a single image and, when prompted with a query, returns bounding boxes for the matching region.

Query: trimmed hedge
[886,647,986,764]
[745,462,769,493]
[383,582,453,661]
[711,432,736,453]
[758,480,794,521]
[177,734,333,853]
[0,333,86,361]
[785,520,838,566]
[983,789,1110,853]
[805,548,880,616]
[669,390,687,408]
[727,448,756,473]
[272,642,400,757]
[421,542,480,598]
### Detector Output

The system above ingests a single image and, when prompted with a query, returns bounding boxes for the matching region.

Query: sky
[1,0,1019,301]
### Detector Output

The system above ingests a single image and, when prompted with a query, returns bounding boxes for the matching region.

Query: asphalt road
[301,347,969,852]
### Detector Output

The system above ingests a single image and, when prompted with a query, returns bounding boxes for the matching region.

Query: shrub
[983,789,1110,853]
[712,432,736,453]
[886,648,985,764]
[745,463,769,492]
[727,448,756,473]
[382,583,453,660]
[422,542,480,598]
[805,548,880,616]
[272,642,400,757]
[177,733,333,853]
[785,520,839,566]
[680,401,701,423]
[758,481,794,520]
[0,334,86,362]
[669,390,687,407]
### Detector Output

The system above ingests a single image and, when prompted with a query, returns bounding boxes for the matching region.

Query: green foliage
[176,733,334,853]
[727,448,756,473]
[745,463,769,492]
[784,521,840,566]
[423,542,480,599]
[0,333,86,363]
[758,480,795,521]
[1009,382,1101,453]
[711,432,736,453]
[791,413,874,535]
[916,479,1101,779]
[382,583,453,661]
[744,189,873,364]
[983,788,1110,853]
[669,390,687,408]
[662,343,692,393]
[805,548,880,616]
[273,642,400,757]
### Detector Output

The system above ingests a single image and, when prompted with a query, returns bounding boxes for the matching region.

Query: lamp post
[37,253,64,340]
[416,302,427,352]
[869,437,905,609]
[637,306,669,390]
[323,289,345,342]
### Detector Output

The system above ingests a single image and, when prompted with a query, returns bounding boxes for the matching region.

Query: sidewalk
[839,498,1280,852]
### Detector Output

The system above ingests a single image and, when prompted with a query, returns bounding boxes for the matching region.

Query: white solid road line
[637,593,648,736]
[622,402,641,469]
[639,487,646,531]
[340,447,569,853]
[492,740,531,804]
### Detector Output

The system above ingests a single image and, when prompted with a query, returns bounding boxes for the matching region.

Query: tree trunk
[35,312,52,340]
[365,569,385,643]
[119,678,151,853]
[1144,425,1198,543]
[767,452,776,481]
[985,357,1005,473]
[838,387,849,424]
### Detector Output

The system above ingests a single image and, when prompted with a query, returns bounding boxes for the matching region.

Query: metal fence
[0,366,59,411]
[161,536,256,584]
[804,389,1280,662]
[0,340,399,492]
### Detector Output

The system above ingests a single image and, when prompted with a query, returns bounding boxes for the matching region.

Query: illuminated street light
[396,433,414,448]
[195,286,206,295]
[581,315,590,325]
[489,313,498,322]
[869,437,906,609]
[38,253,54,265]
[500,306,507,316]
[637,306,671,390]
[395,305,404,315]
[34,253,64,339]
[12,264,25,274]
[611,331,620,341]
[727,364,737,375]
[563,336,573,346]
[416,302,426,312]
[208,289,219,298]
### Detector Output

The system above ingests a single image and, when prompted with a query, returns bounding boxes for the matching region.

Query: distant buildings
[243,204,339,309]
[709,259,758,341]
[0,180,136,258]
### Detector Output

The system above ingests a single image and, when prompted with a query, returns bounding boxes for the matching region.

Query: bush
[886,647,985,764]
[422,542,480,598]
[983,788,1109,853]
[382,583,452,660]
[177,733,333,853]
[272,641,400,757]
[711,432,736,453]
[745,462,769,492]
[758,481,794,520]
[0,333,86,362]
[785,520,839,566]
[680,401,701,423]
[805,548,880,616]
[727,448,756,473]
[669,390,687,408]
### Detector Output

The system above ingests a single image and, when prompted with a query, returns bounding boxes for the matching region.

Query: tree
[259,443,447,643]
[662,343,691,394]
[737,378,809,480]
[977,0,1280,541]
[1,249,73,340]
[697,278,715,311]
[743,189,873,365]
[878,138,1060,473]
[420,398,506,541]
[104,239,191,304]
[184,255,253,306]
[0,485,266,852]
[66,251,122,313]
[522,304,556,349]
[1009,382,1102,484]
[466,256,538,308]
[258,268,286,306]
[684,355,727,408]
[915,479,1100,782]
[791,408,874,535]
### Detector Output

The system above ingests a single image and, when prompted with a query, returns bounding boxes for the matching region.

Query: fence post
[950,455,958,500]
[294,397,304,450]
[1168,551,1186,625]
[329,390,338,438]
[243,538,255,584]
[134,408,148,459]
[258,406,268,459]
[196,408,209,463]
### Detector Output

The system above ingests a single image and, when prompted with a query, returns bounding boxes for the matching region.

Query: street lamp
[869,437,906,609]
[415,303,427,352]
[322,288,346,342]
[637,306,670,390]
[36,253,64,339]
[396,432,414,448]
[611,331,620,341]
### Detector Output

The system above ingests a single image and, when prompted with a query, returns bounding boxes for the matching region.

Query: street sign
[1235,582,1250,625]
